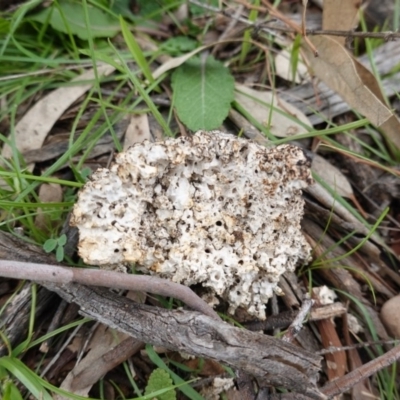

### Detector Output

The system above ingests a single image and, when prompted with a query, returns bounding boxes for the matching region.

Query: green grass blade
[239,0,259,65]
[0,357,53,400]
[110,42,173,136]
[120,16,155,86]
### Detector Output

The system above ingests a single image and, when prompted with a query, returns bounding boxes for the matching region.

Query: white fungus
[70,131,313,319]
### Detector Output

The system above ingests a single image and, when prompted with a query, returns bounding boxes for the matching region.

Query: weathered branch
[45,281,325,400]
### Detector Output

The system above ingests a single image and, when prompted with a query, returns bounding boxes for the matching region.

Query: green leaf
[3,380,24,400]
[111,0,135,20]
[146,344,204,400]
[79,166,93,181]
[56,246,64,262]
[189,0,219,16]
[171,55,234,131]
[43,239,57,253]
[57,234,67,246]
[160,37,198,56]
[145,368,176,400]
[0,365,7,379]
[30,0,119,40]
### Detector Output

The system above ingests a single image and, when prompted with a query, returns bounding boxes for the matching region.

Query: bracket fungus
[71,131,313,319]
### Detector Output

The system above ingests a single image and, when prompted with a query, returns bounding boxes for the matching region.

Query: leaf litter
[1,0,400,399]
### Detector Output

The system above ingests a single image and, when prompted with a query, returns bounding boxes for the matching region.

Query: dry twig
[282,298,314,342]
[0,260,220,320]
[321,344,400,397]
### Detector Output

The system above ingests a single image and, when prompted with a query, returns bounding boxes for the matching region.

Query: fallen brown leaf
[323,0,361,46]
[303,36,400,150]
[1,65,115,170]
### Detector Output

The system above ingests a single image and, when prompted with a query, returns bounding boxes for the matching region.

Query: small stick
[282,298,314,342]
[321,343,400,398]
[0,260,220,320]
[318,340,400,355]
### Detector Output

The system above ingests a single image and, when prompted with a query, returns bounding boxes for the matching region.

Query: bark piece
[44,282,325,400]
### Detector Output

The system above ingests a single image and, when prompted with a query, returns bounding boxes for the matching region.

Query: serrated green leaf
[43,239,57,253]
[30,0,119,40]
[145,368,176,400]
[171,55,234,131]
[146,344,204,400]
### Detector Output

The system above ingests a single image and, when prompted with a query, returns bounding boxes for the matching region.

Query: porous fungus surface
[71,131,313,319]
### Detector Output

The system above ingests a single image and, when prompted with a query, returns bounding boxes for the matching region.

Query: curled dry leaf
[234,84,312,138]
[302,36,400,150]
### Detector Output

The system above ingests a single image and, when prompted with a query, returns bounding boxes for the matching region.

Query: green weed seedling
[43,233,67,262]
[144,368,176,400]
